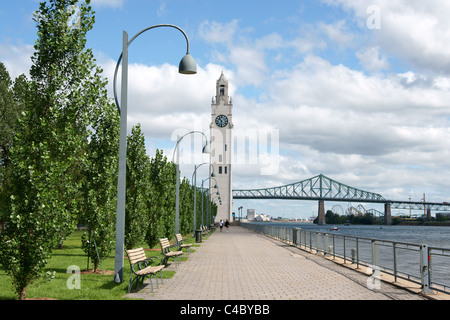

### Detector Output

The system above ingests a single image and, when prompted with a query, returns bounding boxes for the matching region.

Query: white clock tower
[210,72,233,223]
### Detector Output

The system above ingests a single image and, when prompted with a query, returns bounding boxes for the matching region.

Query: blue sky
[2,0,450,219]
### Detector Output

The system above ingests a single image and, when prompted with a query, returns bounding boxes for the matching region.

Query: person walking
[225,219,230,232]
[219,220,223,232]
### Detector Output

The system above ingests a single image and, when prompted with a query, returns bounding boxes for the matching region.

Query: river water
[262,222,450,248]
[247,222,450,290]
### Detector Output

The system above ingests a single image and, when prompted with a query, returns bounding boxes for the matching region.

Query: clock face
[215,115,228,128]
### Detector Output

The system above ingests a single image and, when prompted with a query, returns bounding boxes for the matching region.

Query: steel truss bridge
[232,174,450,224]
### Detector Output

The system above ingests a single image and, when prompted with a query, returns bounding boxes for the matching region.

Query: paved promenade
[126,226,430,301]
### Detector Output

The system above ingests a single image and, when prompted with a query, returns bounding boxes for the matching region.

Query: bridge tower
[318,200,326,225]
[384,202,392,225]
[210,72,233,223]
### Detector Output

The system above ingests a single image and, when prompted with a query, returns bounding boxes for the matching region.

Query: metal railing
[241,223,450,295]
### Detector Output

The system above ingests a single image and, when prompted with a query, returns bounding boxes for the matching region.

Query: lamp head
[179,53,197,75]
[202,141,211,154]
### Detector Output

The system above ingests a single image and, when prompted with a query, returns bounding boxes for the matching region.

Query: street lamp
[201,177,219,227]
[209,192,221,227]
[211,195,221,226]
[172,131,210,236]
[113,24,197,283]
[191,163,215,236]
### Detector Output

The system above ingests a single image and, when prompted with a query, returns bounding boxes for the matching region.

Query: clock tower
[210,72,233,223]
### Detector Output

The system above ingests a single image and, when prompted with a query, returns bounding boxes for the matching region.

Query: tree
[325,210,345,224]
[0,63,28,168]
[0,0,107,300]
[80,101,119,271]
[179,178,194,235]
[146,150,176,247]
[124,124,151,249]
[0,64,29,233]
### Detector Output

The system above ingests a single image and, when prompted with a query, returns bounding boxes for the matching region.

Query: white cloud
[199,20,270,87]
[325,0,450,74]
[319,20,354,47]
[96,1,450,209]
[192,12,450,202]
[228,53,450,201]
[199,20,240,45]
[0,42,33,79]
[229,47,267,87]
[90,0,125,8]
[356,46,390,72]
[101,55,232,139]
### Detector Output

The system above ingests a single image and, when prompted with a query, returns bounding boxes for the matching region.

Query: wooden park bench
[159,238,184,267]
[125,248,165,293]
[201,225,210,236]
[175,233,193,253]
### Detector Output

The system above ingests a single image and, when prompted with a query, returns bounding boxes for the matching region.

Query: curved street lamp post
[191,163,216,236]
[113,25,197,283]
[201,177,220,228]
[172,131,210,236]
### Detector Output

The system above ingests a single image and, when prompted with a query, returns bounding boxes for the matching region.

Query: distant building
[254,214,271,222]
[247,209,256,221]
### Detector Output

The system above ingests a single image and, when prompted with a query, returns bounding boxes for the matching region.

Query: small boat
[329,226,339,231]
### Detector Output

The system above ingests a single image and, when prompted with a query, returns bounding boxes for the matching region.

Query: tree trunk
[19,287,26,300]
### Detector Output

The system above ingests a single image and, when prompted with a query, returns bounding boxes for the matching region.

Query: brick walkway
[125,226,428,301]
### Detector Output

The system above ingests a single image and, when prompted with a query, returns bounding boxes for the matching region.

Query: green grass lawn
[0,230,198,300]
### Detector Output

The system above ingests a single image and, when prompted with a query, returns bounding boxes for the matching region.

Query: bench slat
[159,238,171,249]
[126,248,148,264]
[135,265,164,276]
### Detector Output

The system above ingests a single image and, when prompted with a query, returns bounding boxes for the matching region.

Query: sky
[1,0,450,219]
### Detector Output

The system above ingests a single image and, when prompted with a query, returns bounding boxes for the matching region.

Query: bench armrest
[145,256,160,263]
[131,256,161,272]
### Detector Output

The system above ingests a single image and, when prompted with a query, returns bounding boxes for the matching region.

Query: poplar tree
[80,102,119,271]
[0,64,29,233]
[146,150,176,247]
[124,124,151,249]
[0,63,28,168]
[179,178,194,235]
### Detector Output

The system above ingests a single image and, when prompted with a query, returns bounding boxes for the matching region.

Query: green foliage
[146,150,176,247]
[179,178,194,235]
[80,101,119,270]
[0,63,28,168]
[0,0,106,300]
[0,63,29,231]
[125,124,151,249]
[313,210,383,225]
[0,0,213,301]
[435,213,450,222]
[345,212,380,225]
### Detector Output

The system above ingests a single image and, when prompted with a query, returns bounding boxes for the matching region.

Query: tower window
[224,166,228,174]
[219,155,223,163]
[220,85,225,95]
[219,166,223,174]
